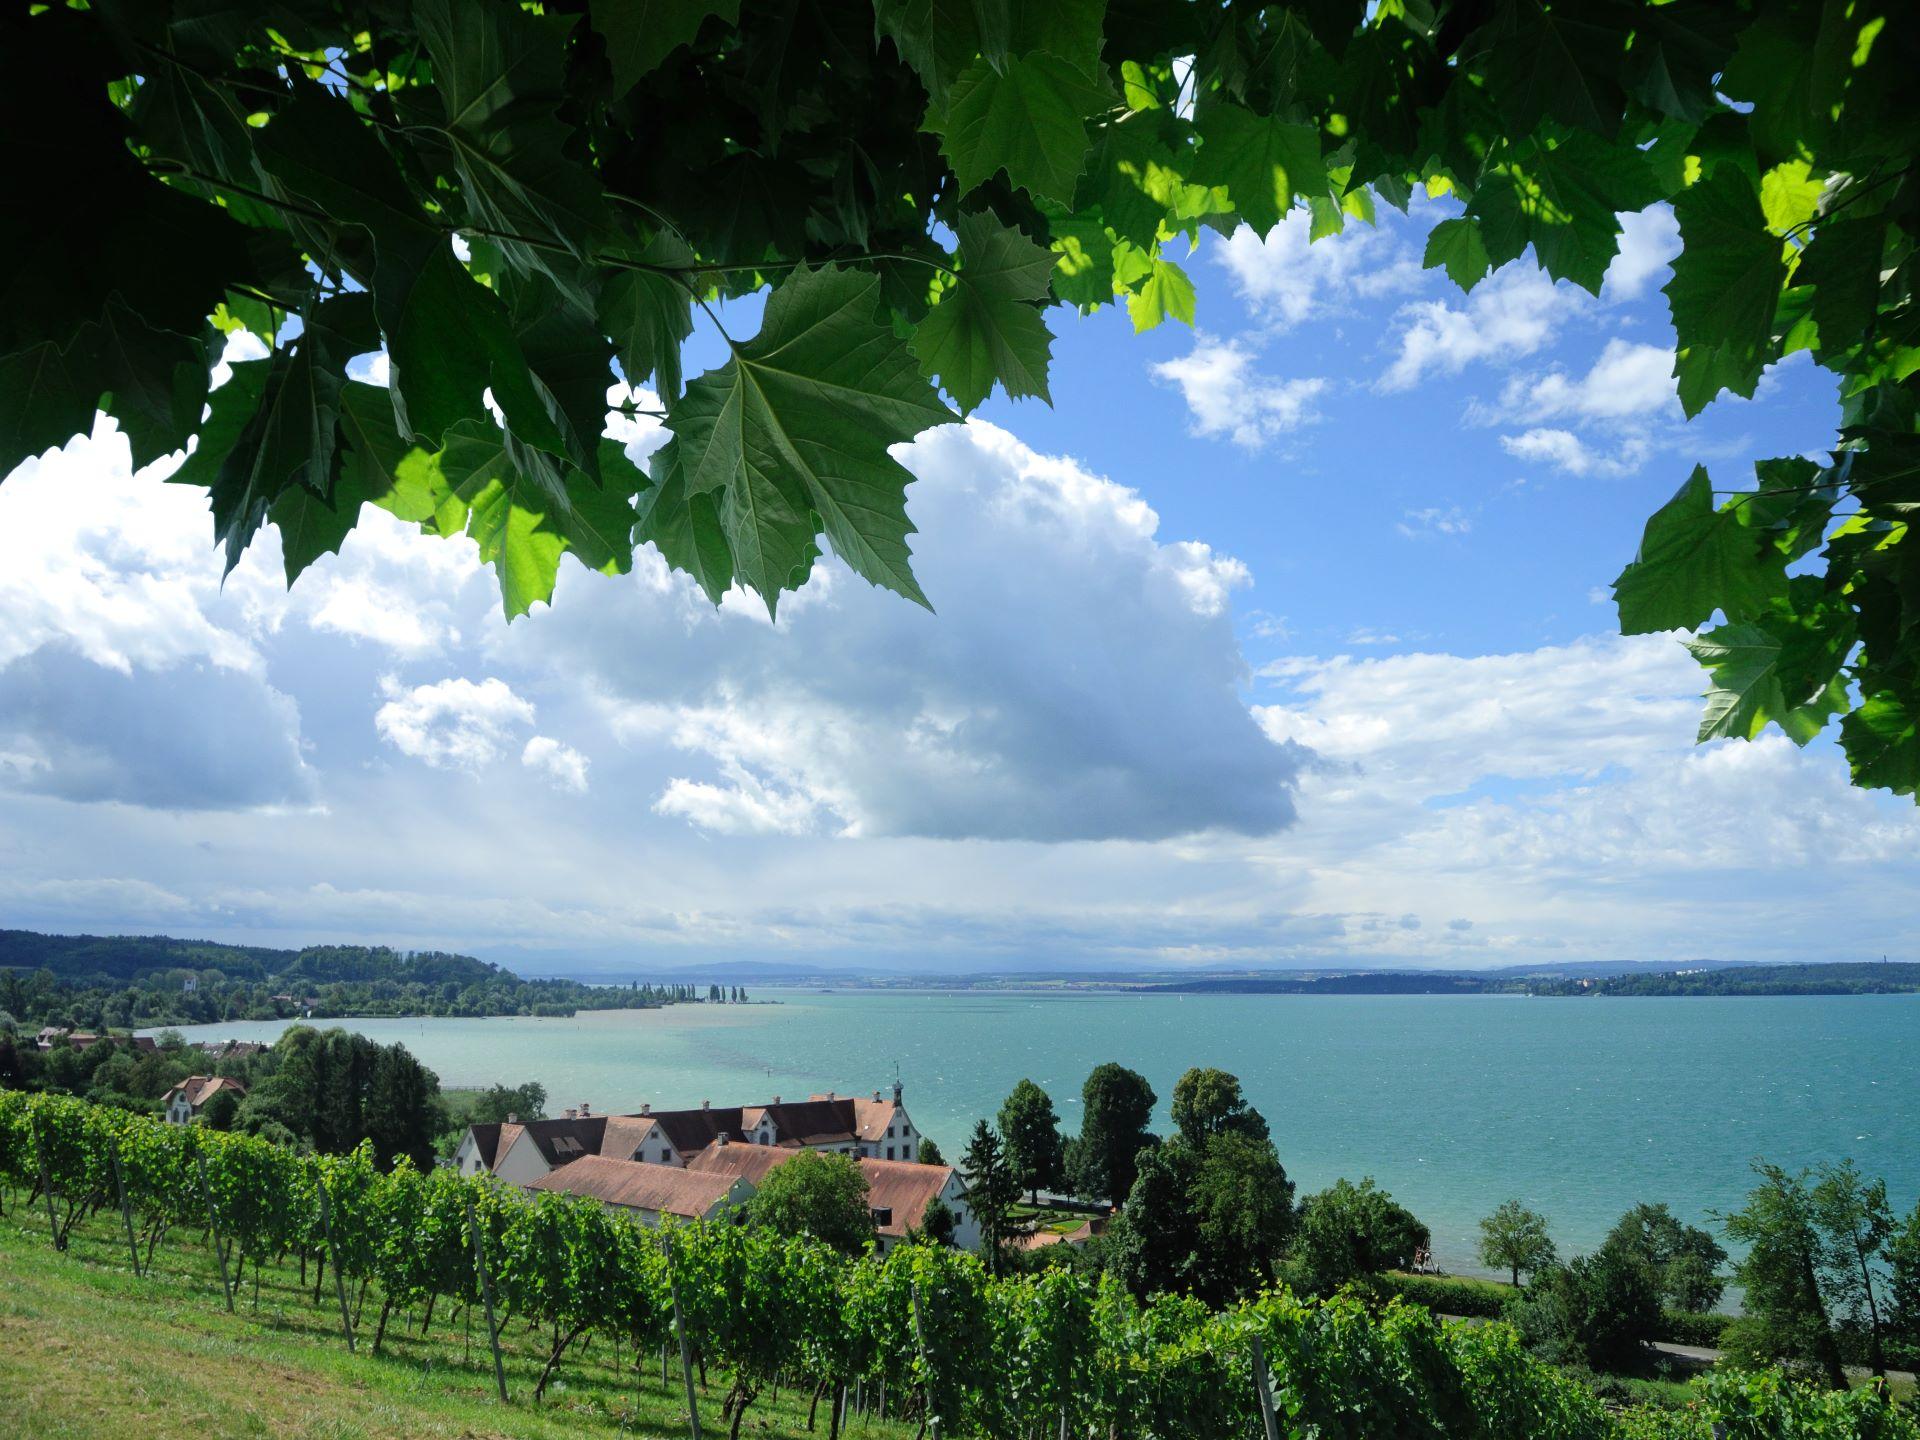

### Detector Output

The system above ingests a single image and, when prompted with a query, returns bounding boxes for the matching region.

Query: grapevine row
[0,1091,1908,1440]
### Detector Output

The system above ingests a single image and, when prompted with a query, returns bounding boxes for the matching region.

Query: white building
[160,1075,247,1125]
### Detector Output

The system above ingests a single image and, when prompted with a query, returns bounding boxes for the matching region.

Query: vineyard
[1,1091,1913,1440]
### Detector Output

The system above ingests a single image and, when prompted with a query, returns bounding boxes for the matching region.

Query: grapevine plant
[4,1090,1920,1438]
[2,2,1918,788]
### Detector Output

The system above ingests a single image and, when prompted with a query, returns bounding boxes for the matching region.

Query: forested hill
[0,929,293,983]
[0,929,500,987]
[1540,962,1920,997]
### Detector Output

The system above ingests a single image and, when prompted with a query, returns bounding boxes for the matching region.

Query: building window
[885,1145,894,1160]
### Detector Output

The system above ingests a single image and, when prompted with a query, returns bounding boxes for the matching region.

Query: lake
[154,990,1920,1277]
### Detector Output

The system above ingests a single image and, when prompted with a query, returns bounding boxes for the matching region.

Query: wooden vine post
[192,1137,235,1312]
[910,1281,940,1440]
[107,1134,140,1276]
[30,1111,61,1251]
[667,1263,703,1440]
[1249,1336,1281,1440]
[465,1191,509,1403]
[315,1168,356,1353]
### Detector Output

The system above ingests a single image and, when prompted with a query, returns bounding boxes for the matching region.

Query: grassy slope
[0,1203,910,1440]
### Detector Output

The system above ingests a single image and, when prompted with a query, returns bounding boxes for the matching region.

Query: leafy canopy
[4,0,1920,794]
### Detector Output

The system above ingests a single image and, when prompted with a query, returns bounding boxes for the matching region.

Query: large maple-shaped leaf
[598,234,699,400]
[1478,0,1630,138]
[1613,467,1787,634]
[934,53,1114,204]
[1468,133,1661,295]
[592,0,741,94]
[912,213,1056,414]
[1684,623,1794,742]
[1664,165,1787,417]
[1423,217,1493,290]
[663,263,955,613]
[1188,103,1326,236]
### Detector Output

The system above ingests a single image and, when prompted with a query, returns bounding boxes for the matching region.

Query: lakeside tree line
[958,1065,1920,1393]
[3,1088,1913,1440]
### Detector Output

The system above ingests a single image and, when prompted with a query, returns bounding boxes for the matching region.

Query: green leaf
[1665,165,1788,417]
[591,0,740,94]
[1798,215,1887,356]
[663,263,955,612]
[1683,623,1791,742]
[635,443,735,604]
[0,341,98,479]
[872,0,996,111]
[1125,256,1194,333]
[1614,467,1787,634]
[1842,692,1920,797]
[1468,133,1661,294]
[1044,210,1116,309]
[599,236,698,401]
[1188,104,1325,237]
[413,0,609,304]
[1012,0,1108,80]
[1423,218,1492,291]
[933,53,1114,204]
[911,213,1056,414]
[168,356,322,574]
[1759,160,1823,234]
[270,466,371,585]
[1479,0,1630,138]
[1621,0,1741,124]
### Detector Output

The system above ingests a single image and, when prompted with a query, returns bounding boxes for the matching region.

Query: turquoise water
[155,991,1920,1276]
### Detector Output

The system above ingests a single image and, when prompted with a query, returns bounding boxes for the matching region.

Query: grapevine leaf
[592,0,741,94]
[933,53,1114,204]
[911,212,1056,414]
[1614,467,1787,634]
[663,263,955,612]
[1188,104,1325,237]
[1665,165,1787,417]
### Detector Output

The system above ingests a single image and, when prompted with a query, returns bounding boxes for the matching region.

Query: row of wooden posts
[22,1112,1292,1440]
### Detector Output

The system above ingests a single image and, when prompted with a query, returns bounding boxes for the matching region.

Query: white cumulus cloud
[1379,265,1579,391]
[1150,336,1327,449]
[522,735,591,794]
[375,676,536,771]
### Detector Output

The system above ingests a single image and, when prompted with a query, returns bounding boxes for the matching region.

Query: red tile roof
[528,1155,743,1218]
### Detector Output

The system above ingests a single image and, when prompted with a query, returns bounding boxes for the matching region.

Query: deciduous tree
[997,1078,1065,1203]
[1479,1200,1557,1289]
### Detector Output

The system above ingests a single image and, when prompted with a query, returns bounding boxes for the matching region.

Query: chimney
[873,1090,881,1102]
[702,1099,710,1110]
[716,1133,729,1146]
[507,1112,518,1124]
[641,1103,651,1116]
[892,1079,902,1105]
[771,1095,781,1105]
[580,1102,591,1117]
[565,1107,577,1119]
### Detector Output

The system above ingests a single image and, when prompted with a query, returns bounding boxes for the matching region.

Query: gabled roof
[506,1115,610,1168]
[859,1158,957,1240]
[463,1123,505,1170]
[528,1155,743,1218]
[685,1142,799,1185]
[162,1075,247,1108]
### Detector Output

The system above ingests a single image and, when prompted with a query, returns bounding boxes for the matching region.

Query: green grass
[0,1201,913,1440]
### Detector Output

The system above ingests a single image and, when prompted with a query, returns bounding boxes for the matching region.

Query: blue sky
[3,198,1916,975]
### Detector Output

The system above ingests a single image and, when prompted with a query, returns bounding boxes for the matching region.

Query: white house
[160,1075,247,1125]
[452,1083,926,1186]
